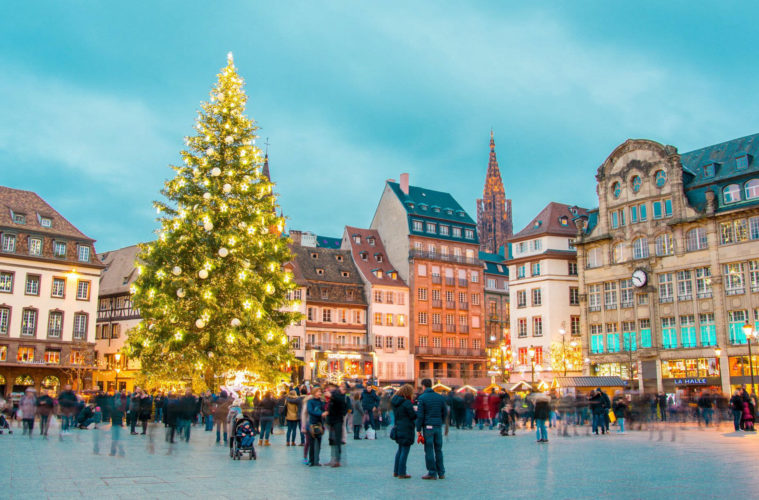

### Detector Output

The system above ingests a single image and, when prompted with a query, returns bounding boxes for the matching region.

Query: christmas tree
[126,53,299,390]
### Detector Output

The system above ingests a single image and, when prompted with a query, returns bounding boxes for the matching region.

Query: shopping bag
[365,428,376,440]
[608,410,617,423]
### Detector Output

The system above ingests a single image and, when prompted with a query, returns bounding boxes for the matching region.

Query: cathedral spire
[477,130,513,254]
[262,137,271,181]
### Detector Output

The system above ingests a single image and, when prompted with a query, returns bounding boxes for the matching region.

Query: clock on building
[632,269,648,288]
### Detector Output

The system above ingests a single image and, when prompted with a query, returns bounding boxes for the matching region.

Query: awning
[455,384,478,393]
[552,376,626,388]
[508,381,534,392]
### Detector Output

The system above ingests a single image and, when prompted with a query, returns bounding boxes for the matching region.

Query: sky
[1,1,758,252]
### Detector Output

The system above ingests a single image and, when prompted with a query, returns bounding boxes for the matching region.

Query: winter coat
[533,399,550,420]
[58,390,77,416]
[307,398,324,425]
[613,398,628,419]
[351,398,364,425]
[326,390,348,426]
[19,395,36,418]
[201,395,214,416]
[259,396,276,419]
[588,392,604,414]
[139,395,153,419]
[697,394,713,409]
[179,395,196,419]
[489,393,501,417]
[474,393,490,420]
[361,389,380,412]
[213,396,231,420]
[285,397,301,421]
[36,395,55,416]
[731,395,744,412]
[391,394,417,446]
[415,388,447,430]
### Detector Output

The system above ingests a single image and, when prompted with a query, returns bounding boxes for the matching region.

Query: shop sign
[673,378,707,385]
[327,353,362,360]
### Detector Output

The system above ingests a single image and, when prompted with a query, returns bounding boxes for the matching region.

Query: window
[686,228,708,251]
[426,222,436,234]
[661,317,677,349]
[588,284,601,311]
[452,227,461,238]
[72,313,87,340]
[386,313,393,326]
[78,245,90,262]
[0,345,5,361]
[746,179,759,200]
[658,273,674,302]
[70,350,84,365]
[487,278,496,289]
[653,201,663,220]
[322,309,332,322]
[604,282,617,309]
[750,261,759,291]
[464,229,474,240]
[531,263,540,276]
[1,234,16,253]
[590,324,604,354]
[0,272,13,293]
[418,312,428,325]
[417,287,427,301]
[620,279,634,307]
[664,199,672,217]
[612,243,624,264]
[630,205,638,224]
[723,184,741,204]
[47,311,63,338]
[374,290,383,303]
[639,203,648,221]
[612,181,621,198]
[728,310,748,344]
[432,337,441,348]
[606,323,620,353]
[385,336,393,349]
[517,265,526,279]
[12,212,26,224]
[517,318,527,337]
[290,336,301,350]
[531,288,542,306]
[374,313,382,326]
[375,335,383,349]
[21,309,37,336]
[471,293,480,305]
[680,315,696,348]
[676,270,693,301]
[571,316,581,336]
[699,313,716,346]
[737,155,751,170]
[531,239,542,251]
[569,287,579,306]
[397,337,405,350]
[439,225,449,236]
[532,316,543,336]
[654,234,673,256]
[25,275,40,295]
[632,238,649,260]
[0,307,9,335]
[750,216,759,240]
[28,237,42,256]
[417,264,427,277]
[472,339,481,349]
[568,262,578,276]
[412,220,423,231]
[386,291,394,304]
[112,324,120,338]
[724,263,745,294]
[622,322,636,352]
[471,271,479,283]
[696,267,712,298]
[397,293,405,305]
[586,248,602,268]
[638,294,648,305]
[720,220,749,244]
[76,280,90,300]
[631,175,642,193]
[640,319,652,348]
[418,336,428,347]
[516,290,526,308]
[655,170,667,187]
[17,346,34,363]
[307,307,315,321]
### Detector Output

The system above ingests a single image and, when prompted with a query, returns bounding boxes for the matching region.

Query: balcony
[588,305,601,312]
[458,278,468,287]
[410,249,481,266]
[446,301,456,309]
[697,291,712,299]
[726,288,745,296]
[416,347,486,357]
[446,324,456,333]
[305,343,369,352]
[431,275,442,284]
[432,323,443,332]
[445,277,455,286]
[659,297,674,303]
[459,302,469,310]
[459,325,469,334]
[432,299,442,308]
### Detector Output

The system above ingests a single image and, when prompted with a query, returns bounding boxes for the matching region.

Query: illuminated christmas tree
[126,53,299,390]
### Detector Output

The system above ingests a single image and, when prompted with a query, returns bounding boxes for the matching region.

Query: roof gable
[511,202,588,241]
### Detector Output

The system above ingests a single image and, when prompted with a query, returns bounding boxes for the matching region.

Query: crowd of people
[2,380,757,478]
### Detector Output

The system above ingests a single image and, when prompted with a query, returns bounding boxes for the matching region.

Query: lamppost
[308,359,315,382]
[528,346,536,385]
[113,353,121,392]
[742,322,757,396]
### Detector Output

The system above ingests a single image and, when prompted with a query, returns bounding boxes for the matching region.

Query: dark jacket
[599,391,611,410]
[58,390,77,415]
[588,392,604,414]
[36,395,55,416]
[179,395,196,419]
[415,388,447,431]
[139,395,153,419]
[307,398,324,425]
[327,390,348,425]
[391,394,417,446]
[612,398,628,418]
[259,396,276,419]
[533,399,550,420]
[730,394,744,411]
[361,389,380,412]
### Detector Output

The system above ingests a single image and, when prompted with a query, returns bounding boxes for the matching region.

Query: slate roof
[0,186,94,241]
[344,226,407,287]
[98,245,141,296]
[291,245,364,286]
[478,251,509,277]
[553,376,626,388]
[510,202,588,241]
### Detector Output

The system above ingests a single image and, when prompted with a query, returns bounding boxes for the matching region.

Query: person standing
[588,389,605,435]
[361,385,380,434]
[351,392,364,439]
[415,379,447,480]
[178,389,195,442]
[533,393,550,442]
[697,390,713,427]
[201,391,214,432]
[153,392,164,423]
[730,389,744,431]
[57,385,77,436]
[110,390,127,456]
[326,383,349,467]
[612,395,628,433]
[306,387,325,467]
[258,391,276,446]
[19,388,36,437]
[129,388,141,435]
[213,390,231,444]
[138,391,152,435]
[36,389,55,438]
[391,384,417,479]
[285,390,302,446]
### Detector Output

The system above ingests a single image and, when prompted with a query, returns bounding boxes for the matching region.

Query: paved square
[3,422,759,499]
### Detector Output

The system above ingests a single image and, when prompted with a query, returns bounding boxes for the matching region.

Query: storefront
[313,352,373,383]
[727,355,759,393]
[661,357,721,394]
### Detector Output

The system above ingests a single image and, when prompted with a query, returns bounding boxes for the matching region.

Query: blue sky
[1,1,757,252]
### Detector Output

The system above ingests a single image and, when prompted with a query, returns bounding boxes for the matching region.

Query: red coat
[488,393,501,418]
[474,392,490,419]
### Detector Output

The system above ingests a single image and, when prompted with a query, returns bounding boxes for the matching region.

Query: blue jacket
[361,389,380,412]
[415,388,447,431]
[307,398,324,425]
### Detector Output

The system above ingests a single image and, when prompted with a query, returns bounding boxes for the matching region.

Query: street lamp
[559,324,568,376]
[742,322,757,396]
[113,353,122,392]
[715,347,722,358]
[308,359,315,381]
[527,346,536,385]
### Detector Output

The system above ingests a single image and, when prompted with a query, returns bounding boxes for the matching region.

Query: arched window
[586,247,602,268]
[611,243,624,264]
[632,237,649,260]
[654,234,674,256]
[631,175,642,193]
[745,179,759,200]
[655,170,667,187]
[723,184,741,203]
[685,227,708,251]
[612,182,621,198]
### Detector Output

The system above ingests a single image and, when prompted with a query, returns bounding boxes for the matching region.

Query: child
[237,420,256,448]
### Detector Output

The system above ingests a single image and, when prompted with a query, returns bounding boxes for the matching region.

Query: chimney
[400,173,409,195]
[289,230,302,246]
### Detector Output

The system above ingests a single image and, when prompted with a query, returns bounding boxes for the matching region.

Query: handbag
[309,423,324,438]
[389,426,397,441]
[608,409,617,423]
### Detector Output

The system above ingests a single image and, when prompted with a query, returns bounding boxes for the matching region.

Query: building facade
[290,233,370,383]
[507,203,586,386]
[0,186,102,397]
[477,131,513,254]
[371,174,488,387]
[481,250,511,381]
[283,252,308,384]
[342,226,412,385]
[575,134,759,396]
[95,245,141,393]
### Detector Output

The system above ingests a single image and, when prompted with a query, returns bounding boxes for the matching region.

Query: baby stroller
[230,416,257,460]
[0,414,12,434]
[499,405,516,436]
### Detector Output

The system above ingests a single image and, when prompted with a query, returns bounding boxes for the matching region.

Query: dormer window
[412,220,423,232]
[445,209,453,215]
[335,255,343,262]
[388,271,397,280]
[374,270,383,279]
[12,212,26,225]
[353,234,361,244]
[360,251,368,261]
[432,206,440,213]
[375,253,383,263]
[703,163,716,178]
[316,268,324,276]
[533,220,542,228]
[457,211,466,218]
[559,216,569,227]
[38,215,52,228]
[736,154,751,171]
[419,203,428,211]
[310,252,318,259]
[341,271,350,278]
[367,237,375,246]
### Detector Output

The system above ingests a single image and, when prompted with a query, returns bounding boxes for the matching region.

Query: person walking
[361,385,380,435]
[129,388,141,435]
[351,392,364,439]
[201,391,214,432]
[306,387,325,467]
[612,395,628,433]
[391,384,417,479]
[19,388,36,437]
[533,392,550,442]
[110,390,127,457]
[258,391,276,446]
[730,389,744,431]
[57,385,77,436]
[138,391,152,435]
[697,390,713,427]
[416,379,447,480]
[36,389,55,438]
[326,383,349,467]
[213,390,231,444]
[285,390,302,446]
[153,392,164,423]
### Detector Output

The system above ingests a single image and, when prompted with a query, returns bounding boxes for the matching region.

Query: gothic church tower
[476,130,512,254]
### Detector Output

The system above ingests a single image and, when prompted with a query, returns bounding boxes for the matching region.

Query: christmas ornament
[231,318,241,327]
[218,247,229,257]
[199,269,209,279]
[203,192,211,200]
[176,288,186,298]
[211,167,221,177]
[172,266,182,276]
[223,183,232,193]
[204,221,213,231]
[206,147,215,156]
[195,319,205,329]
[224,136,234,145]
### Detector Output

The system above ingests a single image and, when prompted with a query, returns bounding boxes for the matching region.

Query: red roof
[0,186,94,241]
[510,202,589,242]
[343,226,407,287]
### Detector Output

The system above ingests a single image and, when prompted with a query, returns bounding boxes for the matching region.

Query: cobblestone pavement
[3,421,759,499]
